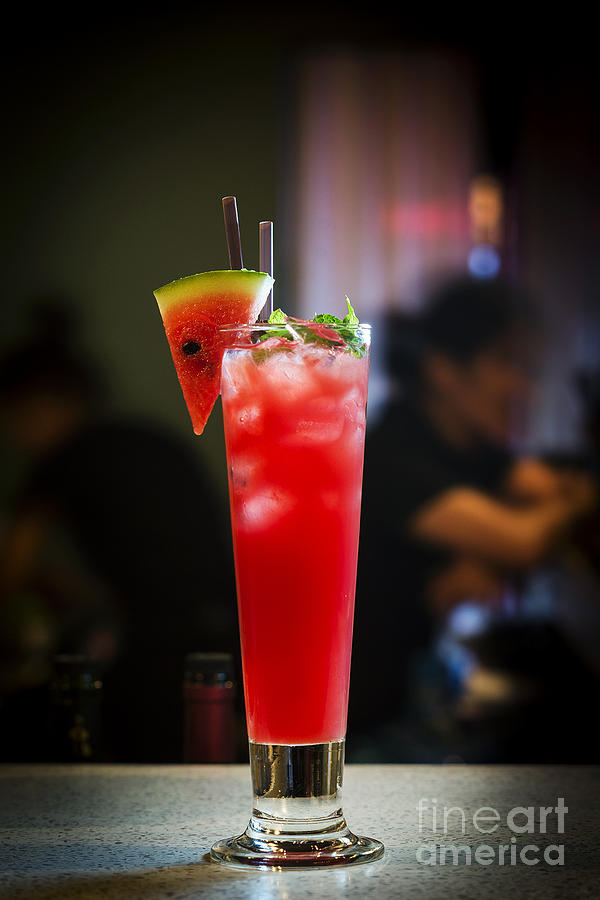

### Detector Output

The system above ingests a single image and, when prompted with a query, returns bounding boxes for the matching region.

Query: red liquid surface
[222,342,369,745]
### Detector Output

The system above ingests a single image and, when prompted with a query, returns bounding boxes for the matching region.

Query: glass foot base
[210,740,384,869]
[210,826,384,869]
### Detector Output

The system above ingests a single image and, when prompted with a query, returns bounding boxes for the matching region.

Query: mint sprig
[261,298,366,357]
[310,298,364,355]
[313,297,358,327]
[343,296,359,326]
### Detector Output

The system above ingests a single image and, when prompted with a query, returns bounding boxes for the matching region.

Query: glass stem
[249,740,346,834]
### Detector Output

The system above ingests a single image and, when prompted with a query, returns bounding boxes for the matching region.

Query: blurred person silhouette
[0,298,237,762]
[349,275,599,763]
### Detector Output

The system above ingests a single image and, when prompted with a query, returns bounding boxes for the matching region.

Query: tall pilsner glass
[210,322,384,868]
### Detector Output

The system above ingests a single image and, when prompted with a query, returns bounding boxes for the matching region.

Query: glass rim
[218,321,371,332]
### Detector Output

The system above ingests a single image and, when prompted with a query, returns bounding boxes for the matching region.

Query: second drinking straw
[259,220,273,321]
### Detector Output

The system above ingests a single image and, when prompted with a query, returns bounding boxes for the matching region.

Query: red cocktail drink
[211,320,384,869]
[222,336,368,745]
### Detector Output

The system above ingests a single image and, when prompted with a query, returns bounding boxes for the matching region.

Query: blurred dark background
[0,5,598,763]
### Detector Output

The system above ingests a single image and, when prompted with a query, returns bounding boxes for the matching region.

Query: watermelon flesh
[154,270,274,434]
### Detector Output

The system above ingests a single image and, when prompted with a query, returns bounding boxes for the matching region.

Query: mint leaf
[313,313,343,324]
[268,308,287,324]
[257,326,292,343]
[343,296,359,326]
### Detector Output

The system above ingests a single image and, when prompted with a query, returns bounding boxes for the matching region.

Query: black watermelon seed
[182,340,202,356]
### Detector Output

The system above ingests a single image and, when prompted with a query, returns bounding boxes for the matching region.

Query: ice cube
[230,455,261,490]
[343,385,364,408]
[342,415,367,452]
[343,386,367,425]
[274,353,318,400]
[285,415,345,445]
[222,351,256,399]
[279,394,344,446]
[237,405,263,435]
[240,487,295,531]
[309,396,337,417]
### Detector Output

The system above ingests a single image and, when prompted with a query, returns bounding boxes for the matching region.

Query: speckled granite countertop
[0,764,598,899]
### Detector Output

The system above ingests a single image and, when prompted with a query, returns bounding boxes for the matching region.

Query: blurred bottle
[183,652,236,763]
[48,654,103,762]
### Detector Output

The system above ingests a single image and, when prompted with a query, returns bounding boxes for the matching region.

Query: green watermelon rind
[153,269,274,315]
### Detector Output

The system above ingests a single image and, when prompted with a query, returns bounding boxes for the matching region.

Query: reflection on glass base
[210,739,384,869]
[210,825,385,869]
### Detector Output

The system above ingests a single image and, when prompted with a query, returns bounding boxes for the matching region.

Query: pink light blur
[380,202,470,239]
[292,52,481,316]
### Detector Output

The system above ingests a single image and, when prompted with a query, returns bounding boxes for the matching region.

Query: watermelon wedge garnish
[154,269,274,434]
